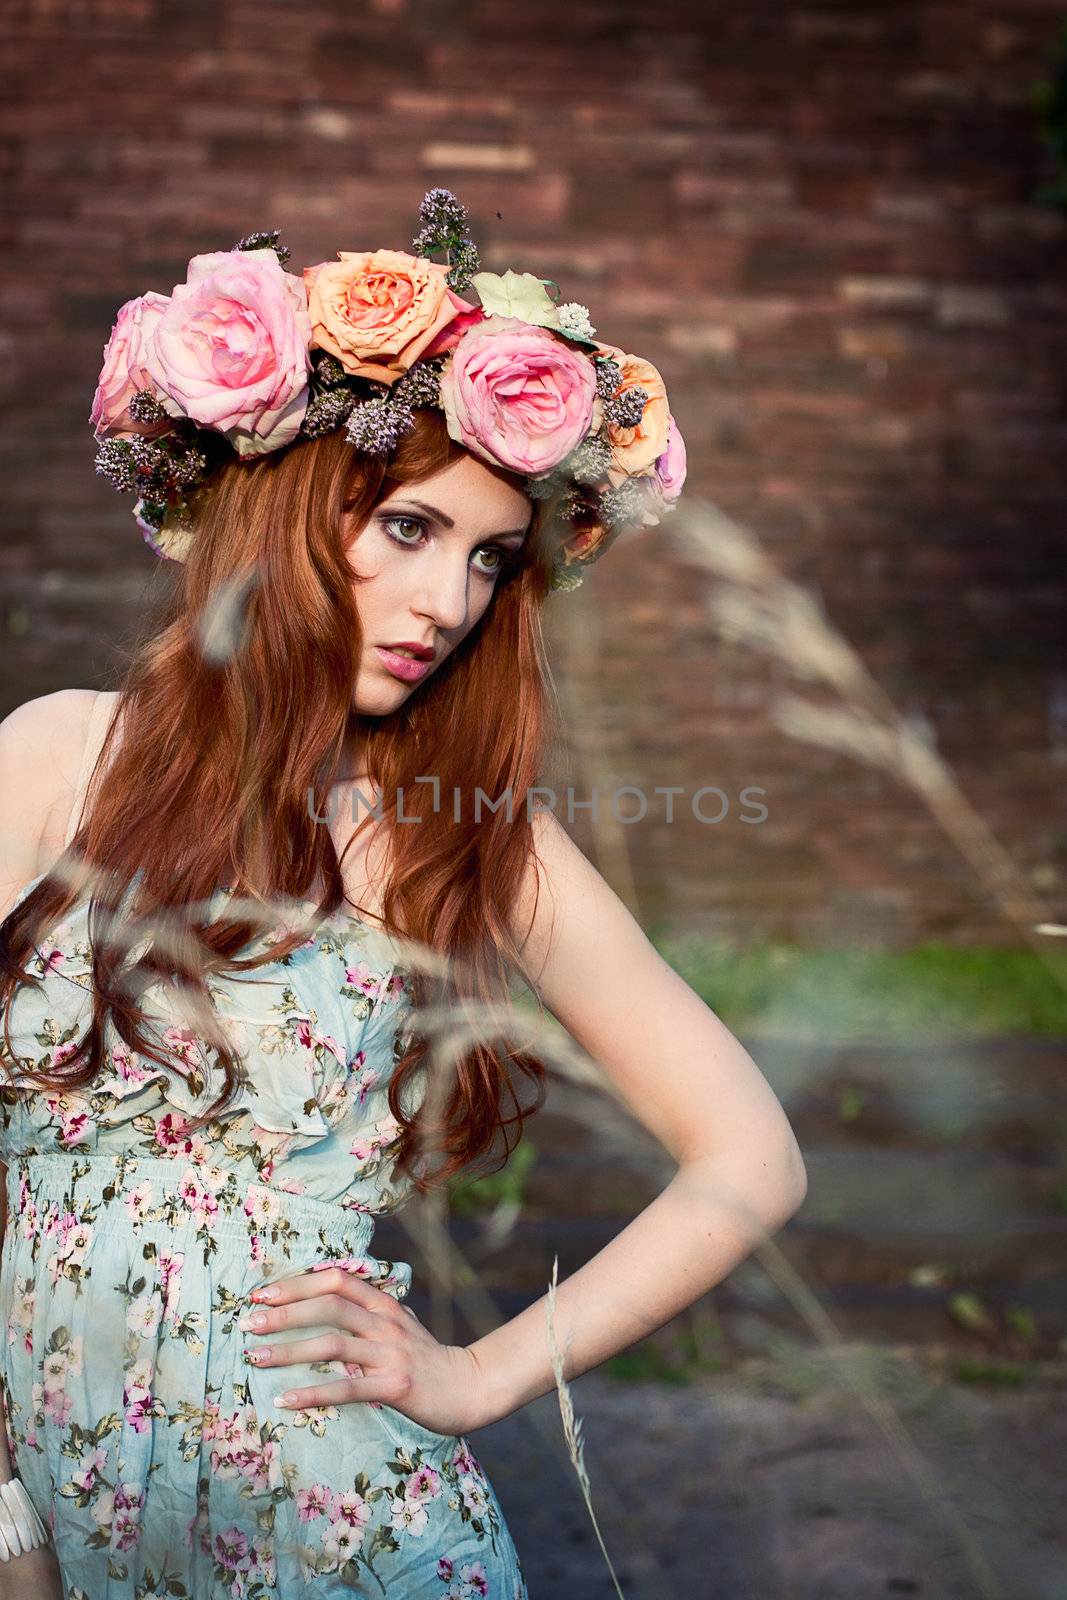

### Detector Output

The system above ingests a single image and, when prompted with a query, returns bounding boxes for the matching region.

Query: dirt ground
[472,1351,1067,1600]
[379,1036,1067,1598]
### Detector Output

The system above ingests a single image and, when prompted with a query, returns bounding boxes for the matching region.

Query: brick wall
[3,1,1065,943]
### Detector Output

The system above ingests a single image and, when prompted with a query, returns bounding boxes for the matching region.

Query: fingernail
[238,1312,267,1332]
[252,1286,280,1302]
[243,1348,271,1366]
[273,1392,297,1408]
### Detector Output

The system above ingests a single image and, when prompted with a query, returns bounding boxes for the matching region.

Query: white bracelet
[0,1478,48,1560]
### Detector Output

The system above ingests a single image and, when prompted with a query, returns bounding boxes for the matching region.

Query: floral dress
[0,874,529,1600]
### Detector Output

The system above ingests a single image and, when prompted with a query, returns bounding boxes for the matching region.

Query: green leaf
[471,269,562,329]
[947,1291,996,1335]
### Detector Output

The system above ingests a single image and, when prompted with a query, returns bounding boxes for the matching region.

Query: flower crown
[90,189,686,592]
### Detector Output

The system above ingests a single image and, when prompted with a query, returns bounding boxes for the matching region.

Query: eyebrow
[386,497,529,544]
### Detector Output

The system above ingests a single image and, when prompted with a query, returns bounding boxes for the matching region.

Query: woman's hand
[240,1265,484,1437]
[0,1543,64,1599]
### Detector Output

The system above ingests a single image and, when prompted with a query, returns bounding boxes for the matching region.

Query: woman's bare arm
[464,809,808,1426]
[0,689,101,922]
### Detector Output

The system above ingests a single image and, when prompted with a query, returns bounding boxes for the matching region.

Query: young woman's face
[345,453,533,716]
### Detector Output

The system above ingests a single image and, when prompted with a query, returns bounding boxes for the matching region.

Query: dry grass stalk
[544,1254,627,1600]
[666,496,1066,984]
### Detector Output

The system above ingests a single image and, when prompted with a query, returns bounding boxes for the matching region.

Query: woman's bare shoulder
[506,809,586,976]
[0,689,113,912]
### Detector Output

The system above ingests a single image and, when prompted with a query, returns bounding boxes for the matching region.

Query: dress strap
[63,693,118,849]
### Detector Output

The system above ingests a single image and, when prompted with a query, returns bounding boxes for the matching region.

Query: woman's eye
[382,514,426,546]
[471,547,506,578]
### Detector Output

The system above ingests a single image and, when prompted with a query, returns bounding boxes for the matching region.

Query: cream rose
[304,249,472,384]
[597,343,671,482]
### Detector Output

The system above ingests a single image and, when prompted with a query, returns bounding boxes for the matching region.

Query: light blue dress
[0,869,529,1600]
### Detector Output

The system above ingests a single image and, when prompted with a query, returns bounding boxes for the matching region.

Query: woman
[0,190,807,1598]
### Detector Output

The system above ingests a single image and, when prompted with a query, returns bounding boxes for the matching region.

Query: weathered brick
[1,0,1063,943]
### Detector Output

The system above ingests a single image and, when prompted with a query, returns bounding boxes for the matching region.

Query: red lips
[380,641,435,661]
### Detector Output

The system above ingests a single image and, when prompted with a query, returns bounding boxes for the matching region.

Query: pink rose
[654,415,687,503]
[636,413,688,525]
[90,292,172,441]
[439,314,599,476]
[142,249,312,457]
[303,248,473,384]
[420,303,487,361]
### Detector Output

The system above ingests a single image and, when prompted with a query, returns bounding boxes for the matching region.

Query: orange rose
[303,249,472,384]
[558,518,613,567]
[596,343,671,483]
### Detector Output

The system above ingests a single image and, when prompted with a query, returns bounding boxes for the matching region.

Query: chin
[351,676,416,717]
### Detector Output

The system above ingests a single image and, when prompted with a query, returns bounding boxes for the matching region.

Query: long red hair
[0,410,575,1192]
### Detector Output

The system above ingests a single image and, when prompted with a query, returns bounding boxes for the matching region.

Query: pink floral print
[0,876,528,1597]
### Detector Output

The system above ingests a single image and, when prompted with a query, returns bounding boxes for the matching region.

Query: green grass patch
[652,934,1067,1041]
[950,1358,1030,1387]
[603,1342,693,1385]
[603,1314,728,1385]
[448,1139,538,1216]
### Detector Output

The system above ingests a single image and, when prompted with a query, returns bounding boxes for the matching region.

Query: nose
[411,547,475,634]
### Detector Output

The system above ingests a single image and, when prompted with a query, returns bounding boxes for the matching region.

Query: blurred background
[3,2,1066,1596]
